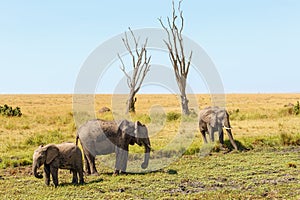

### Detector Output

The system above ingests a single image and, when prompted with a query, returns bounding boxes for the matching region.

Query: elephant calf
[32,142,84,187]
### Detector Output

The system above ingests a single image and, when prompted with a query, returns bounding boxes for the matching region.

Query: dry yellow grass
[0,93,300,163]
[1,93,300,137]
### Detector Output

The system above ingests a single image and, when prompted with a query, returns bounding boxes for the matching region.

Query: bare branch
[118,53,132,88]
[178,0,184,34]
[119,28,151,113]
[122,33,135,69]
[186,51,193,77]
[158,0,191,115]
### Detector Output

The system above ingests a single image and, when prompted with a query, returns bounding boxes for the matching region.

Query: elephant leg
[218,128,224,145]
[44,164,51,186]
[115,146,128,175]
[201,130,208,143]
[78,168,84,184]
[207,126,214,142]
[114,147,122,175]
[50,167,59,187]
[120,148,128,173]
[84,150,99,175]
[83,153,91,175]
[226,130,238,150]
[75,161,84,184]
[71,170,78,184]
[89,155,98,175]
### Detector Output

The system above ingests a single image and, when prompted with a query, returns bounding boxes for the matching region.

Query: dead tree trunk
[118,28,151,113]
[159,0,192,115]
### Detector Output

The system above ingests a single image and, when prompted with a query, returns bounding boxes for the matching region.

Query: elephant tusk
[223,126,231,130]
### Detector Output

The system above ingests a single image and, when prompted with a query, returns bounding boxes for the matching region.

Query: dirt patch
[1,166,32,178]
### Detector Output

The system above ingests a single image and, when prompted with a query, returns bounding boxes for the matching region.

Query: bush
[280,133,300,146]
[293,101,300,115]
[166,112,181,122]
[0,104,22,117]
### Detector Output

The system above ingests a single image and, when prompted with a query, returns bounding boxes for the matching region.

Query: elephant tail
[76,134,79,146]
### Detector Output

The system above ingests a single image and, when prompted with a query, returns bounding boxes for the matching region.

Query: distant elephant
[76,119,151,175]
[199,106,238,150]
[32,142,84,187]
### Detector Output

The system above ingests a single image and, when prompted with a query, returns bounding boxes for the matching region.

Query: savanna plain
[0,94,300,199]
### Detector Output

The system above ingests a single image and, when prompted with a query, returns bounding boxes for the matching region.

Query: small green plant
[280,133,300,146]
[0,104,22,117]
[166,111,181,122]
[293,101,300,115]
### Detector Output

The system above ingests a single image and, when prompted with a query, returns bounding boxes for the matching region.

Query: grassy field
[0,94,300,199]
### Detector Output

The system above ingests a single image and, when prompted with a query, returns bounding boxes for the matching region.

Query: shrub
[0,104,22,117]
[293,101,300,115]
[280,133,300,146]
[166,112,181,122]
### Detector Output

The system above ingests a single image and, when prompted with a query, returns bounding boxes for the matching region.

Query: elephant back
[199,106,215,123]
[77,119,120,155]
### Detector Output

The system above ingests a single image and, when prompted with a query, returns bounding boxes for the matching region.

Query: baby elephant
[32,142,84,187]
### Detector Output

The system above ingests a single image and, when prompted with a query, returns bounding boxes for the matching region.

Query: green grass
[0,146,299,199]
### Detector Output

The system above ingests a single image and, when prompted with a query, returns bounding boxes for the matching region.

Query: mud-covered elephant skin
[32,142,84,187]
[199,106,238,150]
[76,119,151,175]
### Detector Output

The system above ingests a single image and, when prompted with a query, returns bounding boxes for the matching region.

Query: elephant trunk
[223,114,231,130]
[141,142,151,169]
[33,161,43,179]
[224,114,238,150]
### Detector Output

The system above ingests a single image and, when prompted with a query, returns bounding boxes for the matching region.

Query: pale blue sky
[0,0,299,94]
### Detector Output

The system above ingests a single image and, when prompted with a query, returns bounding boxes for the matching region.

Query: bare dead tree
[118,28,151,113]
[159,0,192,115]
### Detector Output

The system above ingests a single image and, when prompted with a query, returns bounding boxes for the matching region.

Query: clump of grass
[229,109,270,121]
[183,138,201,155]
[280,133,300,146]
[293,101,300,115]
[248,133,300,148]
[25,130,65,146]
[251,137,278,147]
[0,155,32,169]
[131,113,151,124]
[181,114,198,122]
[281,101,300,116]
[166,112,181,122]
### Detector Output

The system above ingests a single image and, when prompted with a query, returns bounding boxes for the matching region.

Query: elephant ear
[119,120,135,145]
[119,120,136,137]
[216,109,226,123]
[201,108,217,127]
[134,121,141,145]
[44,145,59,164]
[135,121,148,138]
[134,121,142,138]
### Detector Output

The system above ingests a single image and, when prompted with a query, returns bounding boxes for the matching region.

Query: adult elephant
[76,119,151,175]
[199,106,238,150]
